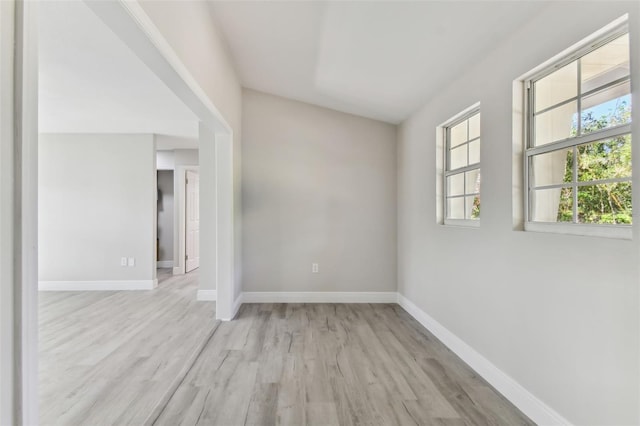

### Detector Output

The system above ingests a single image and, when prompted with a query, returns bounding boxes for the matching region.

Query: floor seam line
[143,319,221,426]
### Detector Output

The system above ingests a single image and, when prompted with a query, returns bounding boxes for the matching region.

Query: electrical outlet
[120,257,127,267]
[312,263,319,273]
[128,257,135,267]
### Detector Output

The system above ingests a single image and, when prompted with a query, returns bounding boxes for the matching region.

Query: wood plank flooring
[155,303,534,426]
[39,269,217,426]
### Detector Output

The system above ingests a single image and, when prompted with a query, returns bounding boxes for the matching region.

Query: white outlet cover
[127,257,135,267]
[120,257,127,266]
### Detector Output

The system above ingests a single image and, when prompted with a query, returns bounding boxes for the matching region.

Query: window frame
[523,24,632,239]
[443,107,481,227]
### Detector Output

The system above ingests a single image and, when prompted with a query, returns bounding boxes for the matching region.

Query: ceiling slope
[209,1,548,123]
[39,0,199,139]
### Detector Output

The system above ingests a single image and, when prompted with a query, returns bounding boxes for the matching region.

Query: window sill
[443,219,480,228]
[524,221,631,240]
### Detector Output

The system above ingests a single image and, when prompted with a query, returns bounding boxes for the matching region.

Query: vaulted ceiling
[208,1,549,123]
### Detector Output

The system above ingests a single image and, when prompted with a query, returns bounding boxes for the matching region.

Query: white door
[185,170,200,272]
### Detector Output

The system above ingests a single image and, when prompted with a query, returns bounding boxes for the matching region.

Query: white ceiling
[209,1,548,124]
[38,1,200,142]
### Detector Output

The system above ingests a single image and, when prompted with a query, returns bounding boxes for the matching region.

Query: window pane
[450,120,467,148]
[468,139,480,165]
[465,169,480,195]
[581,82,631,134]
[578,182,632,224]
[534,101,577,146]
[466,195,480,220]
[581,33,630,93]
[447,172,465,196]
[531,148,572,188]
[531,187,573,223]
[468,113,480,140]
[534,62,577,112]
[447,197,464,219]
[449,145,467,169]
[577,135,631,182]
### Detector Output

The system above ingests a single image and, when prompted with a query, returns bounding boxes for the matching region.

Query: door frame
[1,1,17,423]
[175,165,199,275]
[4,1,39,424]
[184,169,200,273]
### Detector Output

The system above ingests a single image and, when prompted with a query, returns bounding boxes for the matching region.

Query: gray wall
[38,133,156,283]
[157,170,174,263]
[398,3,639,425]
[242,89,397,293]
[174,149,198,167]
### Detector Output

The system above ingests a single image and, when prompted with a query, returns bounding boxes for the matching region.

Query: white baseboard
[197,289,217,301]
[157,260,173,268]
[396,293,571,426]
[39,279,158,291]
[172,266,183,275]
[242,291,398,304]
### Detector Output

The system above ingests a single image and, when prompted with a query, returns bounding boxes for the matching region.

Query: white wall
[156,150,174,170]
[398,3,639,425]
[38,134,157,285]
[139,0,243,303]
[242,89,397,293]
[157,170,173,263]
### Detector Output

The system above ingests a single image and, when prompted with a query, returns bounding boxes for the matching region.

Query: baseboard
[157,260,173,268]
[396,293,571,426]
[39,279,158,291]
[197,289,217,301]
[241,291,397,304]
[172,266,183,275]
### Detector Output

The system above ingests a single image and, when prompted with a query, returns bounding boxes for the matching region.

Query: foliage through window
[445,110,481,223]
[526,31,631,227]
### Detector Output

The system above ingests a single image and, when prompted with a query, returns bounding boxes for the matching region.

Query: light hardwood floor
[39,269,217,426]
[154,303,534,426]
[40,275,533,426]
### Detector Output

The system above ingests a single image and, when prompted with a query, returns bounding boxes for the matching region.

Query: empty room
[1,1,639,426]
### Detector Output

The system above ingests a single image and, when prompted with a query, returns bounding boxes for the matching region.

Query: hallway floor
[39,269,216,425]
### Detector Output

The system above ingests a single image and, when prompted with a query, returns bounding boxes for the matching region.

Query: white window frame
[523,22,632,239]
[443,106,481,227]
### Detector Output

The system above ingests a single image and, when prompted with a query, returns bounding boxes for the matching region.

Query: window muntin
[526,31,631,227]
[445,110,481,223]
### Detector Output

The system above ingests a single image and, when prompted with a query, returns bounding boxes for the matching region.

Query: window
[525,28,631,236]
[444,109,481,225]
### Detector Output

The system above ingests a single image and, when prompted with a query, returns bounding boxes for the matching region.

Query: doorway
[7,1,237,421]
[157,169,174,270]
